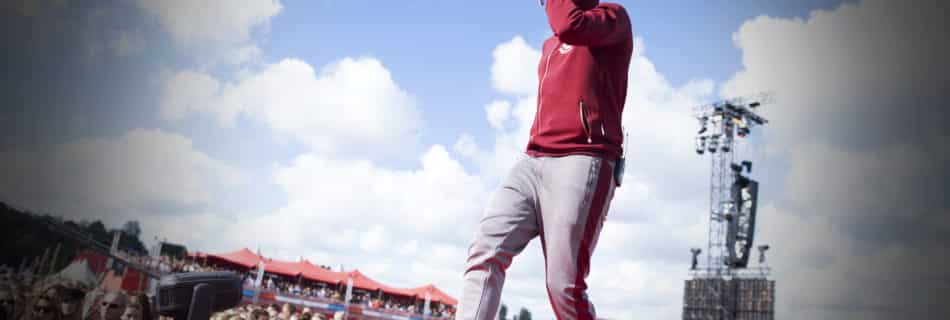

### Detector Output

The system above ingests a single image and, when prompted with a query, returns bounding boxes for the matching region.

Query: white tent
[53,259,97,288]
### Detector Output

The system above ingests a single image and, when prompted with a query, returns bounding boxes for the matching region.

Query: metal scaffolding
[683,93,775,320]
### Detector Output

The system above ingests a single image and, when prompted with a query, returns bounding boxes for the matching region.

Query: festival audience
[0,251,455,320]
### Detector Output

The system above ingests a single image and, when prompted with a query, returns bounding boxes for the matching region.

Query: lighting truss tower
[683,93,775,320]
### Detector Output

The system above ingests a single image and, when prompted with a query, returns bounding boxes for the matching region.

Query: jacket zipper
[534,41,560,137]
[580,100,592,143]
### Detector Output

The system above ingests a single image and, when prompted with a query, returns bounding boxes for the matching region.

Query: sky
[2,0,950,319]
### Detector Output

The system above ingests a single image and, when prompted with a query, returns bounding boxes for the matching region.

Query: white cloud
[485,101,513,130]
[721,0,948,150]
[110,29,146,57]
[17,3,149,61]
[160,70,223,121]
[723,0,950,318]
[0,128,243,230]
[153,2,946,317]
[490,36,541,97]
[190,144,489,291]
[132,0,281,61]
[359,225,391,254]
[160,57,422,157]
[10,0,65,17]
[266,145,484,240]
[453,133,479,159]
[19,1,940,318]
[224,45,264,65]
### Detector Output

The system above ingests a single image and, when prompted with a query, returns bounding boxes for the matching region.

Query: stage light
[730,163,743,173]
[697,116,708,134]
[757,245,770,264]
[690,248,702,270]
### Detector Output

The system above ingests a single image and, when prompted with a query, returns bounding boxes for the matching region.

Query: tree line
[0,201,147,272]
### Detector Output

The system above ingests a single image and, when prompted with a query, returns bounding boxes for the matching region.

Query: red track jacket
[526,0,633,160]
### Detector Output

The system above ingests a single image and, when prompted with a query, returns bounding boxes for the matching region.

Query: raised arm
[545,0,631,47]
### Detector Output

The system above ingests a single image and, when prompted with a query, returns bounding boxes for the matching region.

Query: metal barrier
[240,287,453,320]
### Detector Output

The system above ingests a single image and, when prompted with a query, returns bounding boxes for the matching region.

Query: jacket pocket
[579,100,592,144]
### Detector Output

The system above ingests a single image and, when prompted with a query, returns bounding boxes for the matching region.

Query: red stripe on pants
[573,160,612,320]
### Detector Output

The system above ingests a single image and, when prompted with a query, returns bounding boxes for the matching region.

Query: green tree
[87,221,108,239]
[122,220,141,238]
[498,303,508,320]
[517,307,531,320]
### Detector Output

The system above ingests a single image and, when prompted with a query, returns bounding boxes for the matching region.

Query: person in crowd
[98,292,127,320]
[55,286,84,320]
[277,304,294,320]
[250,309,268,320]
[23,289,61,320]
[127,294,150,320]
[265,305,278,320]
[118,304,140,320]
[1,285,18,320]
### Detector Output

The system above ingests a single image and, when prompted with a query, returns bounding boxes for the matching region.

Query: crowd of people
[1,262,453,320]
[0,266,150,320]
[137,256,454,318]
[244,268,454,318]
[1,249,454,320]
[210,303,340,320]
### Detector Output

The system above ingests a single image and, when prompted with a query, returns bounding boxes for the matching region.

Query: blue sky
[2,0,849,168]
[228,0,849,169]
[4,0,948,319]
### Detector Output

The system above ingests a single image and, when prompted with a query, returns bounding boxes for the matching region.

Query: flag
[48,243,62,275]
[253,261,265,303]
[37,248,50,275]
[423,292,431,316]
[344,276,353,306]
[107,231,120,270]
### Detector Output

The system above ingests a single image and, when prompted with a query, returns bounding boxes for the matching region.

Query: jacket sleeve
[545,0,631,47]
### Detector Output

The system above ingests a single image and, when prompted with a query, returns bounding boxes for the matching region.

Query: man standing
[457,1,632,319]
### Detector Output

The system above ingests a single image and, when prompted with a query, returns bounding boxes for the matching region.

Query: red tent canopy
[298,260,346,284]
[262,259,303,277]
[196,248,457,306]
[74,250,108,274]
[346,270,390,292]
[343,270,439,301]
[206,248,261,268]
[406,284,457,306]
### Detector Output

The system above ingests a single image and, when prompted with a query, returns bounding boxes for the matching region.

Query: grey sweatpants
[457,154,616,320]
